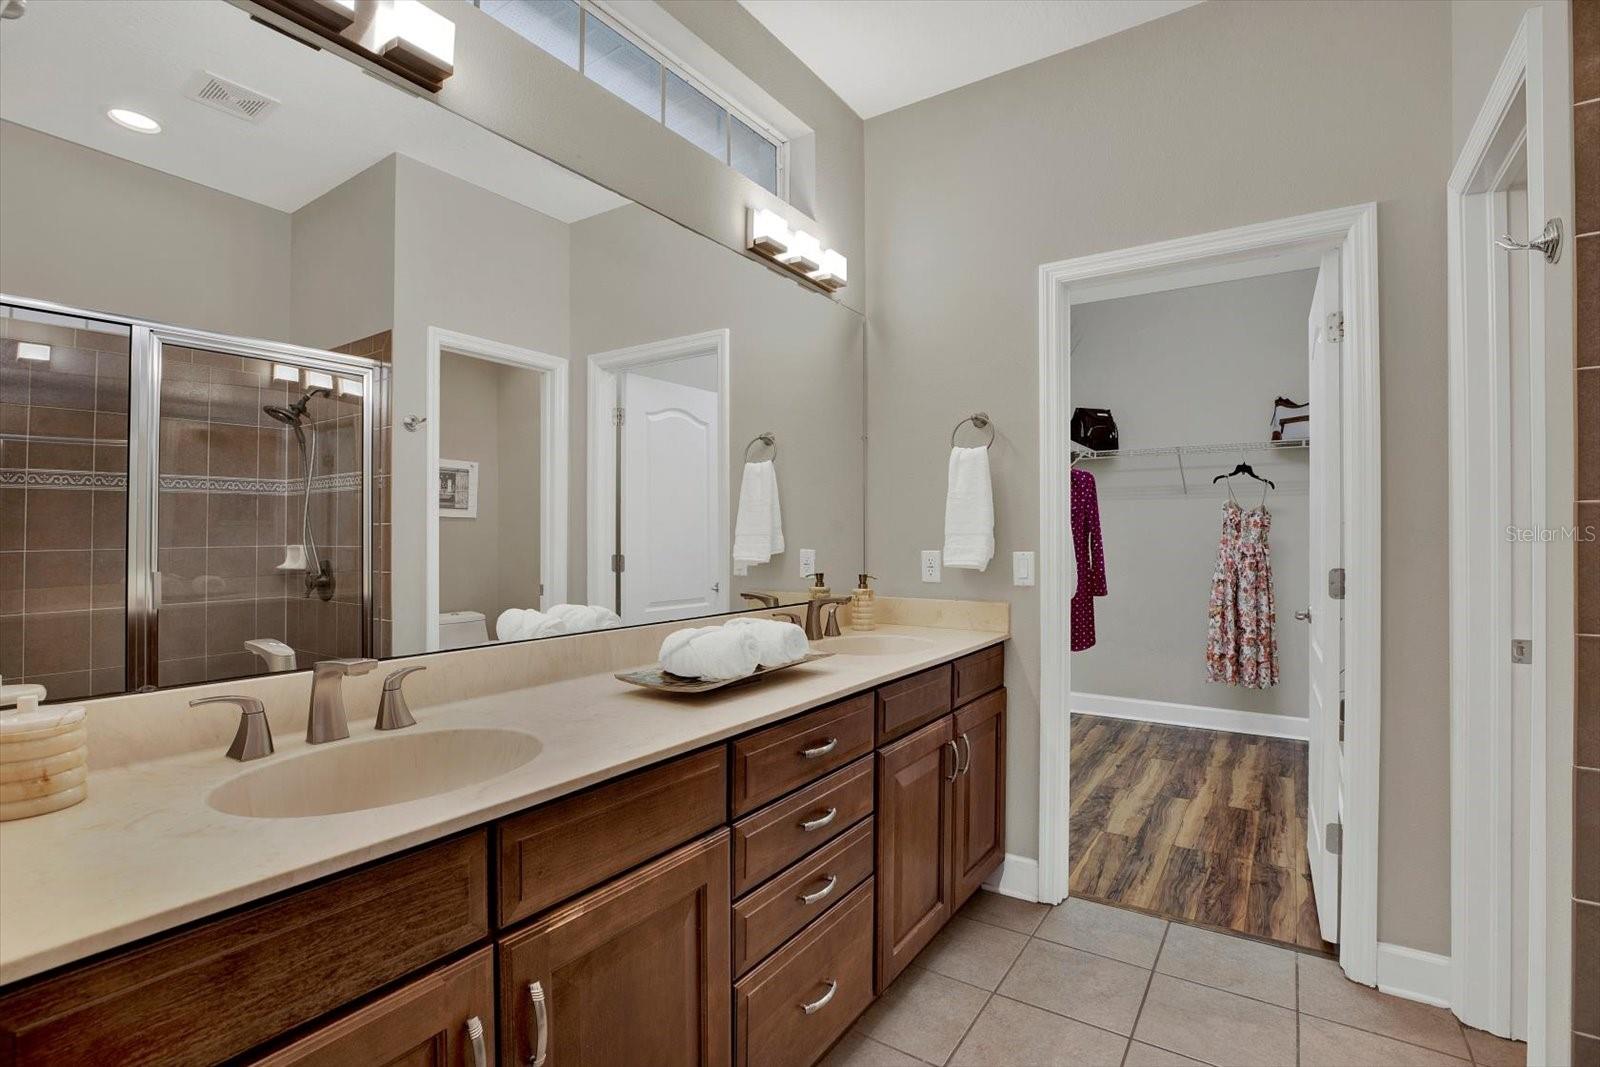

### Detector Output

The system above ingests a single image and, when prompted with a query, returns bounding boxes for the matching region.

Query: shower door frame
[2,294,381,693]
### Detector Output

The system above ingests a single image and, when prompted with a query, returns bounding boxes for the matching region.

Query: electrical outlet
[1012,551,1035,586]
[799,549,816,577]
[920,550,942,583]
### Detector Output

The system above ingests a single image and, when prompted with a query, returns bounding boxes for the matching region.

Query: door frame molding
[1446,6,1575,1052]
[424,326,568,650]
[1035,202,1383,984]
[585,329,731,614]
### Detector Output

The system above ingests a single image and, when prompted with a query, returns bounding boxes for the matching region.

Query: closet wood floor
[1068,714,1332,951]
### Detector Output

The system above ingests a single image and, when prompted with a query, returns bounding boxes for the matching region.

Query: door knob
[1294,609,1312,622]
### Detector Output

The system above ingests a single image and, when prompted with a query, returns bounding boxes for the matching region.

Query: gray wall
[570,203,865,602]
[289,156,396,351]
[1070,271,1316,719]
[0,120,290,338]
[864,0,1453,954]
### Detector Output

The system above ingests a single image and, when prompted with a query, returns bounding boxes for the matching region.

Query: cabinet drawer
[0,832,488,1067]
[497,747,727,927]
[876,664,953,743]
[732,818,874,977]
[734,879,875,1067]
[952,645,1004,707]
[732,693,874,817]
[732,757,873,896]
[252,947,495,1065]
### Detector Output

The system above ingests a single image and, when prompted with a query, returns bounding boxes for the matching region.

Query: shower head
[262,404,300,426]
[261,385,331,427]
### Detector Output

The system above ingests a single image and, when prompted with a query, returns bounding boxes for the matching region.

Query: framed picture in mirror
[438,460,478,519]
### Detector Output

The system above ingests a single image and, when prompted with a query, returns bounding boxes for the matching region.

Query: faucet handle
[315,657,378,678]
[190,695,273,761]
[376,666,424,731]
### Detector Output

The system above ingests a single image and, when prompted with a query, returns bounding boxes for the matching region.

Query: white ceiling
[0,0,627,221]
[736,0,1202,119]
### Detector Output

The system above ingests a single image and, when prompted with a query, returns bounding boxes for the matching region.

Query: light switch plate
[920,550,942,583]
[1012,551,1035,586]
[799,549,816,577]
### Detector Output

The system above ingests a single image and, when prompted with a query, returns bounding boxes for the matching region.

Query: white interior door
[1305,247,1344,944]
[620,374,721,624]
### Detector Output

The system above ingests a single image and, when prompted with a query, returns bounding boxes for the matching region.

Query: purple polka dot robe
[1071,467,1107,652]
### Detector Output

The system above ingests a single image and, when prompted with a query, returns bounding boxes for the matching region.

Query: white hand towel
[942,445,995,571]
[733,460,784,566]
[725,616,809,668]
[547,604,623,633]
[659,625,761,681]
[494,608,568,642]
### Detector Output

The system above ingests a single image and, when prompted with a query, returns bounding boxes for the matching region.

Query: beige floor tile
[948,995,1128,1066]
[1154,923,1296,1007]
[1300,1015,1471,1067]
[1132,974,1297,1067]
[916,916,1030,991]
[818,1029,930,1067]
[958,889,1051,935]
[1297,955,1470,1058]
[856,966,989,1065]
[1123,1042,1211,1067]
[1462,1027,1527,1067]
[996,938,1151,1035]
[1035,897,1168,968]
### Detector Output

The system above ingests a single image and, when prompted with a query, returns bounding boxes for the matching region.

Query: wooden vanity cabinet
[951,689,1006,908]
[496,831,732,1067]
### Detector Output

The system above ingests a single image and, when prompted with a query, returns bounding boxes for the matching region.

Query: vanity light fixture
[778,229,822,274]
[107,108,161,134]
[376,0,456,82]
[279,0,356,32]
[271,363,300,385]
[303,369,334,392]
[15,342,50,363]
[810,249,848,292]
[746,207,847,292]
[337,377,364,399]
[748,208,790,255]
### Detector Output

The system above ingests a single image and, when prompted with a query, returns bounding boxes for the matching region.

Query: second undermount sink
[207,728,542,819]
[816,634,936,657]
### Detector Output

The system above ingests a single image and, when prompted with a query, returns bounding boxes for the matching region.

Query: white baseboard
[1375,943,1452,1009]
[983,854,1040,902]
[1071,692,1310,742]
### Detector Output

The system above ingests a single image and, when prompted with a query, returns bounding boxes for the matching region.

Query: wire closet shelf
[1071,438,1309,495]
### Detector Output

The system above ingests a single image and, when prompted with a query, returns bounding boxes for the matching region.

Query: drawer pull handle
[945,739,959,781]
[958,734,972,776]
[797,873,839,905]
[799,737,839,760]
[528,981,549,1067]
[466,1015,487,1067]
[799,807,838,832]
[800,980,839,1015]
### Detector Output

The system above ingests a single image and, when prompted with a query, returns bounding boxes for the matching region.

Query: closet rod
[1071,438,1310,461]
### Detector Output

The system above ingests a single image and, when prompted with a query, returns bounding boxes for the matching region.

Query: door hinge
[1328,567,1346,600]
[1511,638,1533,665]
[611,553,625,574]
[1325,822,1343,856]
[612,405,625,428]
[1325,312,1345,343]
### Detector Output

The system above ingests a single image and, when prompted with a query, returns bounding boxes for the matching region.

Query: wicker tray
[615,651,834,694]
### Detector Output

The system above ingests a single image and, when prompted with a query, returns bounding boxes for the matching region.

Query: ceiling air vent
[183,71,279,123]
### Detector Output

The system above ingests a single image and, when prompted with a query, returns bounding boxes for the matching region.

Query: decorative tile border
[1,469,364,494]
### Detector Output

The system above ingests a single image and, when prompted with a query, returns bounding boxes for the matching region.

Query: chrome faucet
[190,695,274,761]
[307,658,378,743]
[803,596,852,641]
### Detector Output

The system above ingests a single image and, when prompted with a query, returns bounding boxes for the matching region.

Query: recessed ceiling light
[107,108,161,134]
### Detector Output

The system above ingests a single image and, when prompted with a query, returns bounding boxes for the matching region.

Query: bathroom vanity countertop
[0,624,1005,986]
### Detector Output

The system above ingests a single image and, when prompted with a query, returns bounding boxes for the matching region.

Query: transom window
[477,0,786,198]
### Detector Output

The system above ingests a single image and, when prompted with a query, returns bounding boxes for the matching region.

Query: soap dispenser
[808,572,831,599]
[0,684,89,821]
[850,574,877,631]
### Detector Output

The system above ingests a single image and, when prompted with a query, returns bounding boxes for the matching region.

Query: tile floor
[822,892,1527,1067]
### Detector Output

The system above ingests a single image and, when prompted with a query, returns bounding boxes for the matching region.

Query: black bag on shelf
[1070,407,1119,452]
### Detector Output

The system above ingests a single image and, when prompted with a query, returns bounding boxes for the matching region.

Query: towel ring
[951,413,995,449]
[744,432,777,462]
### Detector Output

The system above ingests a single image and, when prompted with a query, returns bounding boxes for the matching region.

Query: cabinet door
[875,714,954,991]
[951,689,1006,907]
[253,948,495,1066]
[498,830,731,1067]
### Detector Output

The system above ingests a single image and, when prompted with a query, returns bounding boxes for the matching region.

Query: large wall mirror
[0,0,865,699]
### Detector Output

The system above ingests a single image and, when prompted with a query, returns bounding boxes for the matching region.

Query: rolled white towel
[494,608,568,642]
[725,616,809,668]
[659,625,761,681]
[547,603,623,633]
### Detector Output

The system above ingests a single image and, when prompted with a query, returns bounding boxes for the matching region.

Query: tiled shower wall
[0,313,129,699]
[332,330,392,659]
[1575,1,1597,1062]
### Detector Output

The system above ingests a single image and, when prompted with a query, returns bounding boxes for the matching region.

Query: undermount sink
[816,634,936,656]
[207,728,542,819]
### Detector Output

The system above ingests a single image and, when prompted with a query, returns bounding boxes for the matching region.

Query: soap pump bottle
[850,574,877,631]
[0,684,89,822]
[808,572,831,599]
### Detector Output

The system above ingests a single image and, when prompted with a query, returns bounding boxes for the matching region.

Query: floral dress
[1206,497,1279,688]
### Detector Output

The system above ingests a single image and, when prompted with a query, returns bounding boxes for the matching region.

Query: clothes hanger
[1211,460,1276,491]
